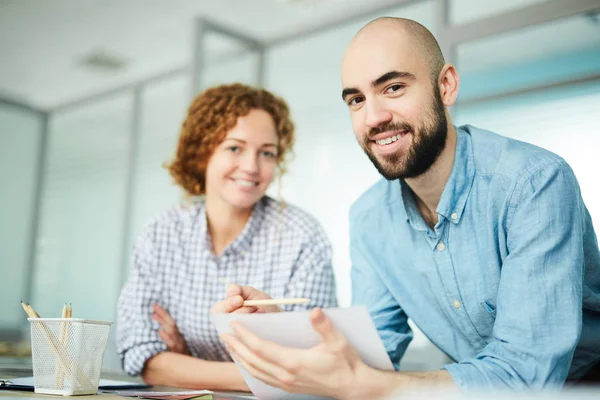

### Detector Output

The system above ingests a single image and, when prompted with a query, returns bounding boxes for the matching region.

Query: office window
[457,13,600,103]
[128,76,188,259]
[455,81,600,230]
[450,0,551,25]
[0,105,42,334]
[31,94,132,322]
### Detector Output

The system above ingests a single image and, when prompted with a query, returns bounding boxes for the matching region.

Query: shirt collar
[436,126,475,225]
[398,126,475,228]
[227,198,266,255]
[399,181,429,232]
[199,197,267,257]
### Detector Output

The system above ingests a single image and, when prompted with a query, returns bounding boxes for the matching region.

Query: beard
[361,88,448,180]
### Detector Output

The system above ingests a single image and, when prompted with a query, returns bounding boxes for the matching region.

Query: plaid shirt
[117,196,337,376]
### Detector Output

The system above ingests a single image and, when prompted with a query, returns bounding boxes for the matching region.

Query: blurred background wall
[1,0,599,375]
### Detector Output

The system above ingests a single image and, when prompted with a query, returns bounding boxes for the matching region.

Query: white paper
[211,306,394,400]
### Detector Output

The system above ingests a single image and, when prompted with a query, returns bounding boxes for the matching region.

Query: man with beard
[213,17,600,397]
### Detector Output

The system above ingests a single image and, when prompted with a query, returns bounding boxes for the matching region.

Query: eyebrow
[341,70,417,101]
[224,137,277,147]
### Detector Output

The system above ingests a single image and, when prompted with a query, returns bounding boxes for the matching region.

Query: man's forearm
[348,365,457,400]
[142,352,248,392]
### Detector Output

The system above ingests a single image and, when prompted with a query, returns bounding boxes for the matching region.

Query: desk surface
[0,365,255,400]
[0,391,255,400]
[0,392,121,400]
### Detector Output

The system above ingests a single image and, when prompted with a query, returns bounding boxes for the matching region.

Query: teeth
[235,180,256,187]
[375,134,402,145]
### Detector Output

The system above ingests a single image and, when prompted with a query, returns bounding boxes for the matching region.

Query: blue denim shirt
[350,125,600,390]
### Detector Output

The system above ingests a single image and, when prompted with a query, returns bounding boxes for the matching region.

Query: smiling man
[216,17,600,398]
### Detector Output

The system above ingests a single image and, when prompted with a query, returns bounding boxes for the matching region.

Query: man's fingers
[222,333,296,389]
[310,308,345,346]
[230,347,292,391]
[229,321,302,370]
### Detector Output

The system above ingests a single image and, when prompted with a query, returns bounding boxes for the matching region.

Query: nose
[364,97,393,129]
[239,151,259,174]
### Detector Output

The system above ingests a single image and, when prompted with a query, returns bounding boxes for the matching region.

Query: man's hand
[211,284,280,314]
[220,308,376,399]
[152,304,190,355]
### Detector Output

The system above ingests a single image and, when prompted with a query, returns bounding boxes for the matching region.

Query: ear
[438,64,460,107]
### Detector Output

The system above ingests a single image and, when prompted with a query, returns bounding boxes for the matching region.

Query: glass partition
[0,103,42,338]
[456,12,600,102]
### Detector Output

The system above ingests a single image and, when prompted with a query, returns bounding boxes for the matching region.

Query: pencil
[20,301,29,316]
[21,301,92,388]
[243,298,311,306]
[56,303,69,389]
[26,303,40,318]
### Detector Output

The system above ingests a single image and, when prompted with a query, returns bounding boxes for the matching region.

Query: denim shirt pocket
[480,300,497,315]
[471,300,497,344]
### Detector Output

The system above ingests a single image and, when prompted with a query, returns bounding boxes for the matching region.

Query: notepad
[211,306,394,400]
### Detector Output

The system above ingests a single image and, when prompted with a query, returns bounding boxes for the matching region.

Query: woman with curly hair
[116,83,337,391]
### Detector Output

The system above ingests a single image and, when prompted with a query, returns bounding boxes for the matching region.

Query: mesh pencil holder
[28,318,112,396]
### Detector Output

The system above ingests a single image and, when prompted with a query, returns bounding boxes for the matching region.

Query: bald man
[215,17,600,397]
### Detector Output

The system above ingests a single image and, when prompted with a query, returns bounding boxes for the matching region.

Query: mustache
[368,121,412,138]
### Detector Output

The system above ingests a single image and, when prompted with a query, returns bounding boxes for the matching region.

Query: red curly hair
[167,83,295,196]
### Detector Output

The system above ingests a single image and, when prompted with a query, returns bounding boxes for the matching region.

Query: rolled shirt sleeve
[117,223,167,376]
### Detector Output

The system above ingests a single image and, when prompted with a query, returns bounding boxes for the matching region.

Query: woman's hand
[211,284,281,314]
[152,304,191,355]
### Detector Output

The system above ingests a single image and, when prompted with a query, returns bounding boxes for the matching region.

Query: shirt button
[451,212,458,220]
[219,278,227,285]
[436,242,445,251]
[453,299,461,309]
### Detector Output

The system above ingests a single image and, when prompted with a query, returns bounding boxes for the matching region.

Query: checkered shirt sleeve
[116,224,167,376]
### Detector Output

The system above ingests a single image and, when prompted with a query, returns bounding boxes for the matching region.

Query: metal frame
[24,111,49,304]
[1,0,598,338]
[50,66,188,114]
[0,97,40,113]
[442,0,600,46]
[118,86,144,288]
[192,17,266,96]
